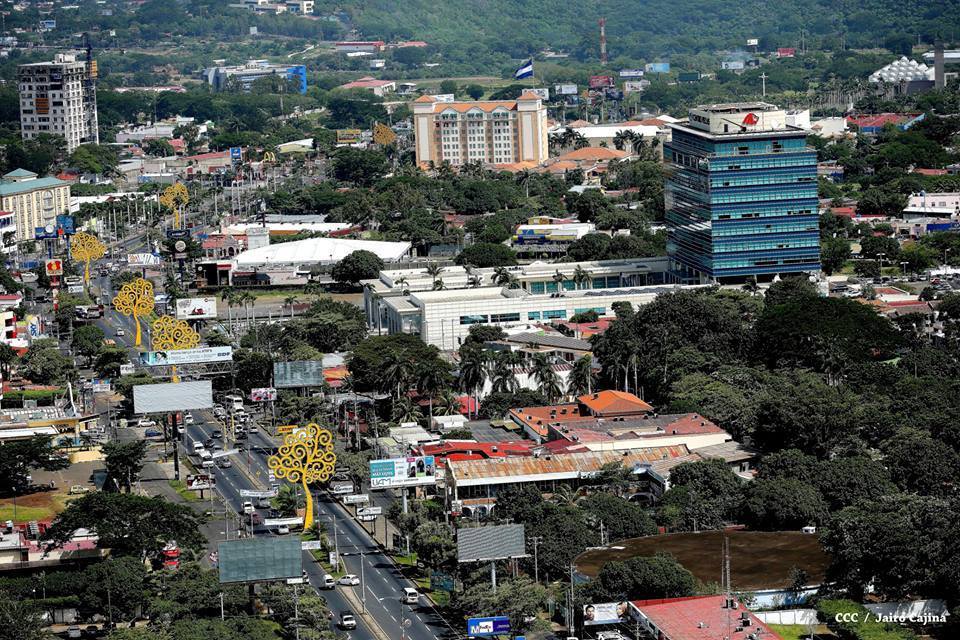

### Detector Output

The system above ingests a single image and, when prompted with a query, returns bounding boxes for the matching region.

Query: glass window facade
[665,122,820,281]
[459,314,488,325]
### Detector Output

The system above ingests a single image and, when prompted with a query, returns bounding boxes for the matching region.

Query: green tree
[881,428,960,497]
[581,493,656,541]
[72,324,105,365]
[464,84,485,100]
[21,339,76,385]
[455,242,518,268]
[763,276,819,308]
[658,459,743,531]
[143,138,175,157]
[821,237,851,275]
[331,147,388,186]
[69,143,119,175]
[856,187,907,218]
[47,493,205,560]
[0,436,69,494]
[0,591,51,640]
[587,554,696,602]
[859,235,901,262]
[331,249,385,286]
[103,440,148,493]
[567,189,612,222]
[411,520,456,569]
[456,578,547,634]
[740,478,827,530]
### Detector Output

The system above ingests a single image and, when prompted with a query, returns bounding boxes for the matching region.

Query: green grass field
[768,624,836,640]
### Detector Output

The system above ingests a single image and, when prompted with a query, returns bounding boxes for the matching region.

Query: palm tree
[516,169,532,198]
[426,262,444,290]
[568,355,596,396]
[283,295,299,319]
[467,275,483,288]
[613,130,629,151]
[417,361,450,419]
[394,276,409,291]
[458,346,489,418]
[572,265,592,290]
[489,353,519,394]
[551,483,578,507]
[531,353,562,403]
[435,390,463,416]
[220,287,236,334]
[432,278,446,291]
[383,353,416,400]
[391,397,424,424]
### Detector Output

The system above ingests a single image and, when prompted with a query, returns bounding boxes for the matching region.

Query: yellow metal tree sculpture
[112,278,154,346]
[71,232,106,284]
[159,182,190,229]
[151,315,200,382]
[267,424,336,531]
[372,122,397,147]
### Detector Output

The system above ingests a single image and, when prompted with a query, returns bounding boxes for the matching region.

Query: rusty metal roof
[448,445,692,485]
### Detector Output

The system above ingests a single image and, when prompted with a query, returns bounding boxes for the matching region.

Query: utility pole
[530,536,543,584]
[760,73,768,98]
[360,551,366,613]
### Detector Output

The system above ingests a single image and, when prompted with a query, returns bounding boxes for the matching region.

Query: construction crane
[82,32,98,145]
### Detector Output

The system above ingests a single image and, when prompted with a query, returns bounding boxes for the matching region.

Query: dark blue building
[664,103,820,283]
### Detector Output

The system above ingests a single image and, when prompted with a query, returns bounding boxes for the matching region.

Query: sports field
[575,530,830,591]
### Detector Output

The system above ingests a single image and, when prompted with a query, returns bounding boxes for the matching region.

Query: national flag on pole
[514,59,534,80]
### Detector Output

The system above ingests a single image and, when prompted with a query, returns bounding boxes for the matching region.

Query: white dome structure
[869,57,934,83]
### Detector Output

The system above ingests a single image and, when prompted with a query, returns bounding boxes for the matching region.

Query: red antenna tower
[599,18,607,65]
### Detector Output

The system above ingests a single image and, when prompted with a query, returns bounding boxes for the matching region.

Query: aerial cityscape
[2,2,960,640]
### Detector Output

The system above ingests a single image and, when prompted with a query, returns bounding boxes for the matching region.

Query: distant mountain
[320,0,959,63]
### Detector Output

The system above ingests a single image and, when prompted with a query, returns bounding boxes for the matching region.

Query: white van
[321,574,336,590]
[223,395,244,412]
[193,442,205,454]
[201,458,215,469]
[402,587,419,604]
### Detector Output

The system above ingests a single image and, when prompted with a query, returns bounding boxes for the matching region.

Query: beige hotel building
[412,91,548,168]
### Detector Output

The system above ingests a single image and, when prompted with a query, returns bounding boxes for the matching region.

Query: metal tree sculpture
[267,424,336,531]
[71,232,106,284]
[151,315,200,382]
[112,278,154,346]
[159,182,190,229]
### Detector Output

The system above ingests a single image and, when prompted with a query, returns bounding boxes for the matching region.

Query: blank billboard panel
[457,524,526,563]
[218,537,302,583]
[134,380,213,414]
[273,360,325,388]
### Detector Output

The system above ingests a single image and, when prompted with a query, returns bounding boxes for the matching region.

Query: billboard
[176,297,218,320]
[218,537,301,584]
[240,489,278,498]
[230,147,242,162]
[134,380,213,414]
[336,129,362,144]
[467,617,511,637]
[250,387,277,402]
[457,524,526,563]
[583,602,629,626]
[369,456,437,488]
[645,62,671,73]
[589,75,614,89]
[128,253,162,266]
[35,225,58,240]
[527,87,549,100]
[619,69,644,78]
[342,494,369,505]
[186,474,214,491]
[139,346,234,366]
[56,215,75,235]
[777,47,796,58]
[554,83,578,95]
[623,81,646,94]
[432,94,455,103]
[722,60,745,70]
[678,72,702,83]
[273,360,326,388]
[45,259,63,276]
[119,363,136,376]
[747,38,759,46]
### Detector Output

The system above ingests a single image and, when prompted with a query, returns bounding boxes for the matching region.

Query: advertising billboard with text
[645,62,671,73]
[369,456,437,488]
[589,75,614,89]
[128,253,162,267]
[583,602,629,626]
[175,297,218,320]
[139,346,233,367]
[250,387,277,402]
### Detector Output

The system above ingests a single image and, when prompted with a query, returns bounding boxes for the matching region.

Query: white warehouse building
[374,282,704,350]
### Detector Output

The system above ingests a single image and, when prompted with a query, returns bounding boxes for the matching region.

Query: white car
[242,501,255,514]
[276,524,290,535]
[338,574,360,586]
[116,328,125,337]
[136,418,156,428]
[184,413,195,425]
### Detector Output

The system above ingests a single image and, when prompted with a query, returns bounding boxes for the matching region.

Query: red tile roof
[913,168,948,176]
[557,146,629,162]
[632,595,781,640]
[340,76,395,89]
[578,390,653,416]
[846,113,918,128]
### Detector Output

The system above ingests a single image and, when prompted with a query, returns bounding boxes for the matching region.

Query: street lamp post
[901,261,909,276]
[877,252,886,274]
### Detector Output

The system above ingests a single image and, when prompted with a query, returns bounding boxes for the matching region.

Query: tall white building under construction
[17,53,99,153]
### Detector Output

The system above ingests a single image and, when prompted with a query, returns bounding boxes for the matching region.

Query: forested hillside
[319,0,960,63]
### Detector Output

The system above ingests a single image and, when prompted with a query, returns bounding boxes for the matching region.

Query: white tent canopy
[232,237,412,268]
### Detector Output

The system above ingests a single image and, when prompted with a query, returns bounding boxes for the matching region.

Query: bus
[223,395,244,412]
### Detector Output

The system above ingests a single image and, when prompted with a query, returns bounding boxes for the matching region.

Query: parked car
[66,626,83,639]
[339,612,357,630]
[145,429,163,438]
[115,328,125,337]
[242,501,255,514]
[136,419,156,428]
[69,485,90,495]
[276,524,290,535]
[338,574,360,586]
[247,424,259,434]
[402,587,419,604]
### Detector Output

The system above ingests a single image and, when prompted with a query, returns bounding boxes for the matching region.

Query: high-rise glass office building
[664,102,820,283]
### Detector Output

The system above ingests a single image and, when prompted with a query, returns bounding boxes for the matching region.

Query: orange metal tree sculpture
[151,315,200,382]
[267,424,336,531]
[71,232,106,284]
[112,278,154,346]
